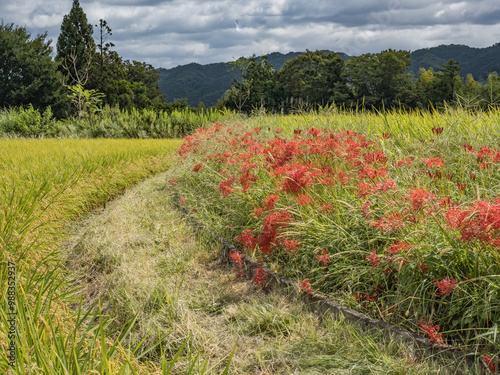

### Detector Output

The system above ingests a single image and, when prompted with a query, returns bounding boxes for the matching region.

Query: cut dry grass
[65,171,460,374]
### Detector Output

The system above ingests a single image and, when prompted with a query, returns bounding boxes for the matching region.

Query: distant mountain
[408,43,500,82]
[158,44,500,107]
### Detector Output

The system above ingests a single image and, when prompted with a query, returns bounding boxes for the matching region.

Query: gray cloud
[1,0,498,68]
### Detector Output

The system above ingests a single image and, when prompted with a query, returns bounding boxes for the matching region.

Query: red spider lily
[432,127,443,134]
[239,171,257,192]
[264,139,303,168]
[359,165,388,180]
[478,146,494,158]
[424,157,444,168]
[293,129,302,135]
[192,163,203,172]
[297,194,313,205]
[320,203,334,213]
[219,175,236,196]
[481,355,497,374]
[469,172,476,181]
[283,239,301,252]
[382,132,390,139]
[253,267,267,287]
[229,250,243,265]
[279,164,316,193]
[370,212,405,232]
[300,279,313,294]
[417,262,429,273]
[462,144,474,153]
[434,277,458,297]
[315,249,331,266]
[361,201,372,217]
[408,188,436,210]
[445,199,500,245]
[445,173,454,181]
[440,197,452,206]
[394,157,414,167]
[358,182,373,197]
[387,240,410,255]
[419,319,444,344]
[307,127,321,138]
[374,179,397,192]
[263,194,279,211]
[366,249,380,268]
[257,210,292,255]
[253,127,262,133]
[457,182,466,191]
[363,150,388,164]
[252,207,264,217]
[235,229,257,251]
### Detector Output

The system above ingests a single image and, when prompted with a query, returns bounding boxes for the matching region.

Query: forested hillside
[158,44,500,107]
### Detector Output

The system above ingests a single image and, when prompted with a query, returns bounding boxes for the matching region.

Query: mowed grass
[0,138,180,374]
[65,171,455,374]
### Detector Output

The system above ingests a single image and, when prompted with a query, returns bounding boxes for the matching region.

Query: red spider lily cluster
[176,121,500,352]
[434,277,458,297]
[253,267,267,287]
[419,319,444,345]
[300,279,313,294]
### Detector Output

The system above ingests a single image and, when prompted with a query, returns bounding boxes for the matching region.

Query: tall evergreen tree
[56,0,94,84]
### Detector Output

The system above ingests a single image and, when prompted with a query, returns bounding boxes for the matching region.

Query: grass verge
[65,171,460,374]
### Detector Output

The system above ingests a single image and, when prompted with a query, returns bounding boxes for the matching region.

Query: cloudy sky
[2,0,500,69]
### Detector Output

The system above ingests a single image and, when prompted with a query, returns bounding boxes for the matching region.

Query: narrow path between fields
[64,172,454,374]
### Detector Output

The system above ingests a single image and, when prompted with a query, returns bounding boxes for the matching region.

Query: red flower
[297,194,313,205]
[417,262,429,273]
[283,239,301,252]
[192,163,203,172]
[481,355,497,374]
[408,188,436,210]
[315,249,331,266]
[387,240,410,255]
[320,203,334,213]
[431,127,443,135]
[366,249,380,268]
[300,279,313,294]
[434,277,458,297]
[419,319,444,344]
[219,175,236,196]
[236,229,257,251]
[424,157,444,168]
[263,194,279,211]
[253,268,267,287]
[229,251,243,265]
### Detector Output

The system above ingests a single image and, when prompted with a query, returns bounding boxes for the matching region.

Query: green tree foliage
[345,49,411,108]
[56,0,95,84]
[0,22,66,114]
[276,50,349,111]
[86,21,164,110]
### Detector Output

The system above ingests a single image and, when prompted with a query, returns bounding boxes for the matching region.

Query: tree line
[0,0,167,119]
[220,50,500,113]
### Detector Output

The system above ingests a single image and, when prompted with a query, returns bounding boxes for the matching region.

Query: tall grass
[173,107,500,366]
[0,138,205,373]
[0,105,236,138]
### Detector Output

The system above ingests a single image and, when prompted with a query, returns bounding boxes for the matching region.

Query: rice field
[0,138,180,373]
